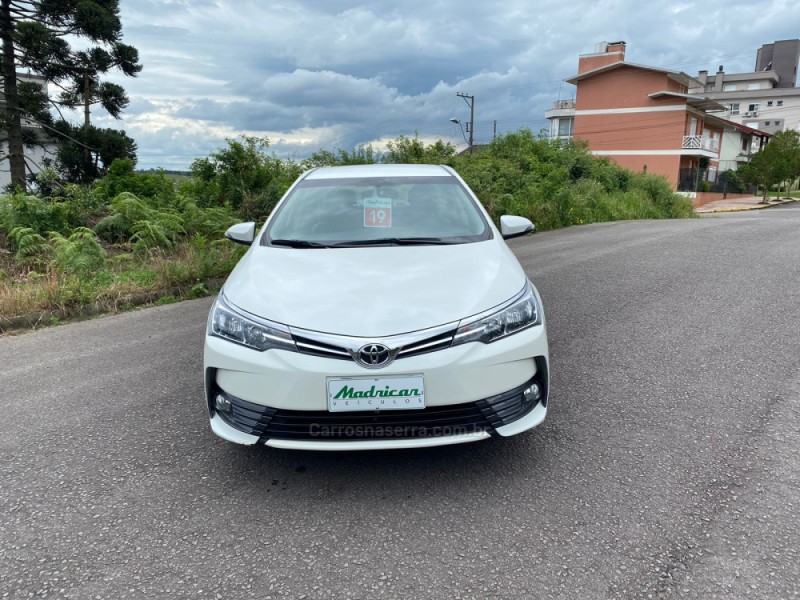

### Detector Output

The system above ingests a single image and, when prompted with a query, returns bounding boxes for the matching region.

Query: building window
[767,101,773,107]
[747,83,761,90]
[557,117,574,138]
[748,103,760,112]
[723,83,737,91]
[729,103,740,115]
[742,137,750,152]
[775,120,782,127]
[777,100,783,106]
[765,121,771,126]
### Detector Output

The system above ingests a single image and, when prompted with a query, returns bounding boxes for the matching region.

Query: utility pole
[493,120,497,141]
[83,70,92,171]
[457,92,475,153]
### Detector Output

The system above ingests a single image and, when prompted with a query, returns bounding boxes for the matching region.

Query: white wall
[718,130,750,171]
[0,142,61,189]
[719,95,800,135]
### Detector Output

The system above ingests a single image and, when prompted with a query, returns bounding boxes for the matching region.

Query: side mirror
[225,222,256,246]
[500,215,535,240]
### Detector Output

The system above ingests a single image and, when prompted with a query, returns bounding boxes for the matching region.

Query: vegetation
[54,122,138,183]
[741,130,800,201]
[187,136,303,221]
[1,129,694,329]
[0,0,141,189]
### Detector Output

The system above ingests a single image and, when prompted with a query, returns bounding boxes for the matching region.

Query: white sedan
[204,163,549,450]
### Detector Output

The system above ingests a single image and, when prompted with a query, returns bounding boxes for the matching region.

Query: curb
[695,199,798,214]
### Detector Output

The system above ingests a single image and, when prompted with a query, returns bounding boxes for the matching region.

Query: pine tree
[0,0,141,189]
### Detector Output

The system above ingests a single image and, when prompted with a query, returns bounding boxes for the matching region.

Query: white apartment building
[691,40,800,136]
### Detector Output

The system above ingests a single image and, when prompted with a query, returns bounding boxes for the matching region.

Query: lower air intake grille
[213,374,544,442]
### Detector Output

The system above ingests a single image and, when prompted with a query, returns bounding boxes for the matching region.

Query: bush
[440,130,694,230]
[94,159,176,204]
[130,215,185,253]
[94,192,152,242]
[7,226,51,268]
[49,228,107,278]
[1,193,71,235]
[187,136,303,220]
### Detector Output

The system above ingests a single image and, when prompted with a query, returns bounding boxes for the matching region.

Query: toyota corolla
[204,163,549,450]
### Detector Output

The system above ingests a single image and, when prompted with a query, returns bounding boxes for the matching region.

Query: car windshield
[263,175,491,247]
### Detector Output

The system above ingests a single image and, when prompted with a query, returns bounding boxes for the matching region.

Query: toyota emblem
[352,343,397,369]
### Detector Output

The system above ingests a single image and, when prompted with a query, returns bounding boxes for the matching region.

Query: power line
[7,106,100,153]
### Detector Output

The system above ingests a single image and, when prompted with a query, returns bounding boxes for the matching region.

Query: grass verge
[0,238,243,334]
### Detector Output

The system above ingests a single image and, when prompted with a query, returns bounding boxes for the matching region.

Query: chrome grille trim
[294,340,351,356]
[289,321,458,363]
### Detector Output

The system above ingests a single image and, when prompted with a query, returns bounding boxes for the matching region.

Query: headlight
[208,293,296,352]
[452,282,541,346]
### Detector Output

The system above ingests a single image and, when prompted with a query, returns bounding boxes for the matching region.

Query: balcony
[682,135,719,153]
[552,99,576,110]
[545,99,576,121]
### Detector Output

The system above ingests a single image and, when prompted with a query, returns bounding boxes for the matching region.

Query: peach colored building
[570,42,728,189]
[546,42,769,194]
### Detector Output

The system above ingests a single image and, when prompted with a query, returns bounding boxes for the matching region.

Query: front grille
[213,375,544,442]
[290,324,458,363]
[265,402,490,440]
[293,335,352,360]
[396,329,455,358]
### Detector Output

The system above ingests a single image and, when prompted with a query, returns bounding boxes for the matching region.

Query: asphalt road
[2,208,800,599]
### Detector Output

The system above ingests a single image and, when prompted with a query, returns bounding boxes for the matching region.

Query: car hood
[223,240,527,337]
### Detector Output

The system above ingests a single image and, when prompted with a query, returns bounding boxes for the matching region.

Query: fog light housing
[523,383,542,403]
[215,393,232,414]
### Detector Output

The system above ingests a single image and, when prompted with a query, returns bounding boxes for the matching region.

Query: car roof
[304,164,452,180]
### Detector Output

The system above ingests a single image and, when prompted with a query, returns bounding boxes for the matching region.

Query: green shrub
[49,227,107,278]
[445,129,694,230]
[188,283,210,298]
[94,192,152,242]
[187,135,303,220]
[130,213,185,253]
[7,226,51,267]
[1,194,71,235]
[94,159,177,204]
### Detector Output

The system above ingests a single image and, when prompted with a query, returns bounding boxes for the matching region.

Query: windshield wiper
[331,237,456,247]
[270,239,330,248]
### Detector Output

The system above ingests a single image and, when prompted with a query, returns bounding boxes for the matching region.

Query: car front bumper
[203,318,549,450]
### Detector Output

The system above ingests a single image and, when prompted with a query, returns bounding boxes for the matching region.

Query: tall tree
[0,0,141,189]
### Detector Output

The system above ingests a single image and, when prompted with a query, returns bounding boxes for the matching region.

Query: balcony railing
[551,99,576,110]
[682,135,719,152]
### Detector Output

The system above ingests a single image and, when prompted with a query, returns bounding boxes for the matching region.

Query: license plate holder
[327,375,425,412]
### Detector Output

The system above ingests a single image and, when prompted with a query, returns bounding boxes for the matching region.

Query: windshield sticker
[363,197,392,228]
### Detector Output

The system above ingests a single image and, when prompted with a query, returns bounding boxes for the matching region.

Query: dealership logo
[351,343,398,368]
[332,384,421,399]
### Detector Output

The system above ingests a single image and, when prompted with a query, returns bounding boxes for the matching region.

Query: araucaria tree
[0,0,141,189]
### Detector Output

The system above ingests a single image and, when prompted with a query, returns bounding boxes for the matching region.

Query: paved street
[2,208,800,599]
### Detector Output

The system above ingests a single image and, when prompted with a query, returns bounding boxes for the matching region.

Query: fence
[677,169,756,194]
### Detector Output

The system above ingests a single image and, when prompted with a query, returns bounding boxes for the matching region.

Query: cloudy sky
[85,0,800,170]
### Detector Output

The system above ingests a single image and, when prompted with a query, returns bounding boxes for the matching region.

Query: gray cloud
[81,0,800,169]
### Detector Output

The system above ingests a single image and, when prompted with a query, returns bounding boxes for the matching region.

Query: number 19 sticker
[364,197,392,228]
